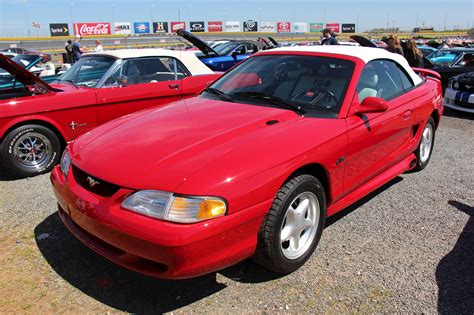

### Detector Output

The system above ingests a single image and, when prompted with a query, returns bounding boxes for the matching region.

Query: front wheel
[1,124,61,177]
[413,117,436,171]
[253,174,326,274]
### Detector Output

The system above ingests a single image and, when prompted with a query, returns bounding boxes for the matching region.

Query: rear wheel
[413,117,435,171]
[253,174,326,274]
[1,124,61,177]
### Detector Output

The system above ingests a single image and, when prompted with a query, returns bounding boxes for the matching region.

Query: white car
[444,72,474,113]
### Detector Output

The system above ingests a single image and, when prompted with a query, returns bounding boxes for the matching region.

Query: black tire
[1,124,61,177]
[413,117,436,172]
[253,174,326,274]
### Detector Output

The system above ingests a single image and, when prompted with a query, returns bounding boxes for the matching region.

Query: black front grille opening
[71,165,120,197]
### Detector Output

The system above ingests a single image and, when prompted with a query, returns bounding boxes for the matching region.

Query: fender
[0,114,71,142]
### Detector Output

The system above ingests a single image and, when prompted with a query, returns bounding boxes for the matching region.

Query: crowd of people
[320,31,427,68]
[65,35,103,63]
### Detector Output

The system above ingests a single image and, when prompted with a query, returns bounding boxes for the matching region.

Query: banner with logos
[310,23,324,32]
[243,20,258,32]
[293,22,307,33]
[133,22,150,34]
[114,22,131,35]
[277,22,291,33]
[260,22,276,32]
[170,21,186,32]
[208,21,223,32]
[225,21,240,32]
[153,22,169,34]
[341,23,356,33]
[190,21,205,32]
[325,23,340,33]
[50,23,69,36]
[74,23,111,36]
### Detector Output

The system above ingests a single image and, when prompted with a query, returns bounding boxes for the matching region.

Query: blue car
[177,30,263,71]
[417,45,437,58]
[0,53,59,90]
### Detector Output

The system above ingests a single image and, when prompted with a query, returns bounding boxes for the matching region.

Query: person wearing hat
[321,28,338,45]
[72,34,84,62]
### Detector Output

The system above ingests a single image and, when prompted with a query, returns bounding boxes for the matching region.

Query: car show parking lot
[0,110,472,313]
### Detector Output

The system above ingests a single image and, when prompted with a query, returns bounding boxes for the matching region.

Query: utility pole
[443,9,447,31]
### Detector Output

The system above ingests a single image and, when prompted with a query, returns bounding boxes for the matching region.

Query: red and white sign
[170,22,186,32]
[325,23,340,33]
[208,21,223,32]
[74,23,111,35]
[277,22,291,33]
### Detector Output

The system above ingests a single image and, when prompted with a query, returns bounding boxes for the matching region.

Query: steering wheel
[291,87,338,107]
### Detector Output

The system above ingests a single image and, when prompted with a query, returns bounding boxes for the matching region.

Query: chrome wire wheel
[13,132,52,170]
[419,123,433,163]
[280,192,320,260]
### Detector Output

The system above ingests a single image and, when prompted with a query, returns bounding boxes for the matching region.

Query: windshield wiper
[203,87,234,102]
[233,91,306,115]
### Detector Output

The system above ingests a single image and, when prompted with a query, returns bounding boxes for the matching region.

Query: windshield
[428,51,462,66]
[59,55,116,87]
[213,42,242,56]
[205,55,355,118]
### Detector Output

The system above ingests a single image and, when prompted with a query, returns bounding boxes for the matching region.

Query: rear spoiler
[412,67,441,80]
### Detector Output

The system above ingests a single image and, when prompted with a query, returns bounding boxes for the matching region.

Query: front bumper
[50,166,271,279]
[444,88,474,113]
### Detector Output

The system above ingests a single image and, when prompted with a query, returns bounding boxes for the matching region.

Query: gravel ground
[0,110,473,313]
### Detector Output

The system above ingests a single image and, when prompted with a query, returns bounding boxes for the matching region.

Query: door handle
[402,109,413,120]
[169,83,180,90]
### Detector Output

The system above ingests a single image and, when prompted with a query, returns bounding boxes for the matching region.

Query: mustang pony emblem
[86,176,100,188]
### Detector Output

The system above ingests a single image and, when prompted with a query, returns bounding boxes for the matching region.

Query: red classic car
[0,50,220,176]
[51,46,443,279]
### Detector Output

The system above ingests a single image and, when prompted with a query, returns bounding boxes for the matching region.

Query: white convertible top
[84,49,214,76]
[268,46,423,85]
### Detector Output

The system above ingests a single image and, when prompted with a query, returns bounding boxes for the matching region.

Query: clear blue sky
[1,0,473,36]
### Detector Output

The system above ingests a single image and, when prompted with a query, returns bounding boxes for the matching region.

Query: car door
[343,59,415,195]
[95,56,186,124]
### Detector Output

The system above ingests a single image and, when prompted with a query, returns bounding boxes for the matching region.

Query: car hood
[0,54,55,92]
[70,97,312,192]
[177,29,219,57]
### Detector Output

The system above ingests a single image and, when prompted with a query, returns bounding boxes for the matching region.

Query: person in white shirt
[95,40,103,52]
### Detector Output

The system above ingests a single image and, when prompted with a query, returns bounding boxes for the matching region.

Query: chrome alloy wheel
[280,192,320,260]
[13,132,52,170]
[419,123,433,163]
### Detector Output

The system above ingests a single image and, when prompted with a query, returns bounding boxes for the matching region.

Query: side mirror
[355,97,388,115]
[117,76,128,87]
[231,51,238,60]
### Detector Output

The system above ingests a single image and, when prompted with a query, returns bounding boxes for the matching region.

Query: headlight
[121,190,227,223]
[59,149,71,177]
[453,81,460,90]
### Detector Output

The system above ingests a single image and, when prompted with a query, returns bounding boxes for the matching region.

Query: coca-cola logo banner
[277,22,291,33]
[153,22,169,33]
[74,23,111,36]
[170,22,186,32]
[208,21,223,32]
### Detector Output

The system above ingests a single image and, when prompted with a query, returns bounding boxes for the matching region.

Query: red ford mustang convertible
[0,50,219,176]
[51,46,443,279]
